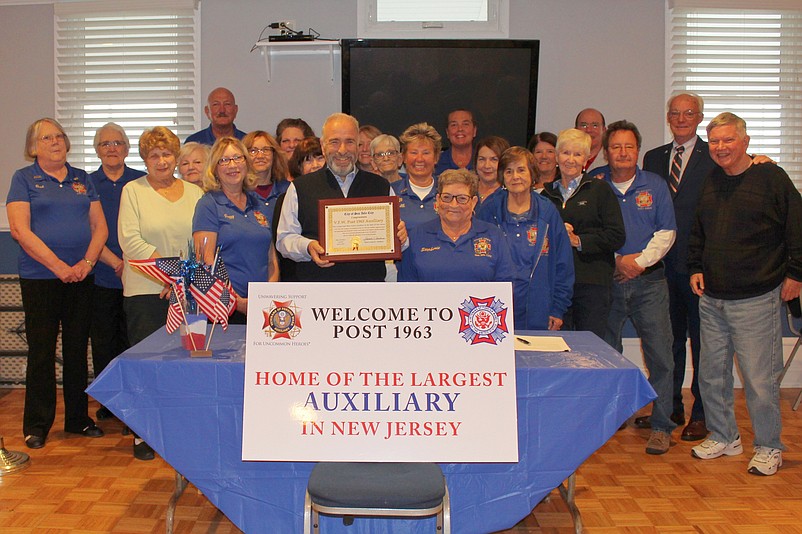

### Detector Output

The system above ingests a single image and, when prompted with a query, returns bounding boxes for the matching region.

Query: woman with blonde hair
[177,142,210,186]
[193,137,279,324]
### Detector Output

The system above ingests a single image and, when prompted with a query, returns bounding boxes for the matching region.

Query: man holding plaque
[276,113,407,281]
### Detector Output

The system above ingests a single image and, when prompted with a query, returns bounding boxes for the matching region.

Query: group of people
[7,87,800,478]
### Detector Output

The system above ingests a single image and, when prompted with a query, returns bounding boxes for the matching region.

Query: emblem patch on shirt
[458,296,509,345]
[71,182,87,195]
[263,300,302,340]
[254,211,268,227]
[636,191,653,208]
[527,226,538,246]
[473,237,492,257]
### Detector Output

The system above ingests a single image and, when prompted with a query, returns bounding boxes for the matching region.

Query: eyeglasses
[249,147,273,155]
[39,133,65,143]
[578,122,602,130]
[439,193,472,205]
[218,154,245,166]
[373,150,399,159]
[668,110,699,119]
[98,140,124,148]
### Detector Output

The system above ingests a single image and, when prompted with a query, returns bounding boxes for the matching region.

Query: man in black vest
[276,112,407,281]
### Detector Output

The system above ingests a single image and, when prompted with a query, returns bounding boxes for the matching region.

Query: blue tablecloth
[88,326,655,533]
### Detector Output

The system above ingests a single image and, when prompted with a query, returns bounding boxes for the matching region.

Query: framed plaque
[318,196,401,262]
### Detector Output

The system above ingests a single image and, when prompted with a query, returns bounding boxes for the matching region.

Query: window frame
[357,0,508,39]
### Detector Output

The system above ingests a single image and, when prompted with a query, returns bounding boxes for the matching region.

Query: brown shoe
[681,420,708,442]
[634,415,651,429]
[646,430,671,455]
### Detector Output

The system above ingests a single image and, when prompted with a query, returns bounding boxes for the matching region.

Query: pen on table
[516,337,531,345]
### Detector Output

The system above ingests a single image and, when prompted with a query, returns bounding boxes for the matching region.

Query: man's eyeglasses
[439,193,472,205]
[218,155,245,166]
[98,140,124,148]
[249,147,273,155]
[578,122,602,130]
[39,133,65,143]
[668,110,699,119]
[373,150,399,159]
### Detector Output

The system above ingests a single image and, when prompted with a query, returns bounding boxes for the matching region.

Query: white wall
[0,0,670,229]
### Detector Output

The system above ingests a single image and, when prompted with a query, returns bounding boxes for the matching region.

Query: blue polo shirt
[7,162,99,279]
[599,166,677,255]
[391,176,439,231]
[192,190,274,297]
[255,179,291,227]
[398,218,515,283]
[434,147,474,177]
[185,124,246,146]
[89,165,146,289]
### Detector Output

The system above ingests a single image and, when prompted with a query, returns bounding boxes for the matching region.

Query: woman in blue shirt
[193,137,277,324]
[477,147,574,331]
[399,169,515,284]
[6,118,108,449]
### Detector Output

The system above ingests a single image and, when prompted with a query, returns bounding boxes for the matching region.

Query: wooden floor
[1,387,800,533]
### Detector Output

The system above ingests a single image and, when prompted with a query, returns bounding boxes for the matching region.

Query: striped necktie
[670,145,685,193]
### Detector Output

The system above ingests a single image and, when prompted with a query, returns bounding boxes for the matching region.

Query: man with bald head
[185,87,246,145]
[575,108,607,173]
[276,112,407,282]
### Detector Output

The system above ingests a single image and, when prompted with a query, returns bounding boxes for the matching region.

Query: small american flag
[129,257,183,286]
[166,283,186,333]
[190,267,232,330]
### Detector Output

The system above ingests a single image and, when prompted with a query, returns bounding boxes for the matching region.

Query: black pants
[123,294,169,346]
[563,282,613,343]
[21,277,94,438]
[90,285,129,378]
[666,266,704,421]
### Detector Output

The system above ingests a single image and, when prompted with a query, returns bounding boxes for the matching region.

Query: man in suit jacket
[642,92,715,442]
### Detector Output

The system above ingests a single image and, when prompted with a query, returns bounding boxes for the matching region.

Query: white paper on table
[514,335,570,352]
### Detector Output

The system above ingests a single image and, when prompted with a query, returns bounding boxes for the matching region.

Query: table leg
[556,473,583,534]
[166,472,188,534]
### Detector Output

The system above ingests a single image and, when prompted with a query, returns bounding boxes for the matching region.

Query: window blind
[670,7,802,188]
[55,0,200,171]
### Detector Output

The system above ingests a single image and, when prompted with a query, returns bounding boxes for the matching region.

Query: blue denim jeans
[605,268,676,433]
[698,286,784,450]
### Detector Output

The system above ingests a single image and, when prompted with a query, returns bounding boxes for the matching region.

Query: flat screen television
[342,39,539,147]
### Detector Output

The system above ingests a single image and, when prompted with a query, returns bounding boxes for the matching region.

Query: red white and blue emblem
[636,190,653,208]
[72,182,87,195]
[263,300,302,340]
[458,296,509,345]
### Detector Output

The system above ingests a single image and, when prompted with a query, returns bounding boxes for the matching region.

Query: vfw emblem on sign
[263,300,302,340]
[458,296,509,345]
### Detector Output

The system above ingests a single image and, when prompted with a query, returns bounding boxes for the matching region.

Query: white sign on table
[242,282,518,462]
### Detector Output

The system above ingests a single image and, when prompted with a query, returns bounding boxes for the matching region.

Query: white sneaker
[748,446,782,476]
[691,436,743,459]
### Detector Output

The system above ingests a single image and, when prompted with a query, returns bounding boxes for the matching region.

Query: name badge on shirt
[224,213,235,220]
